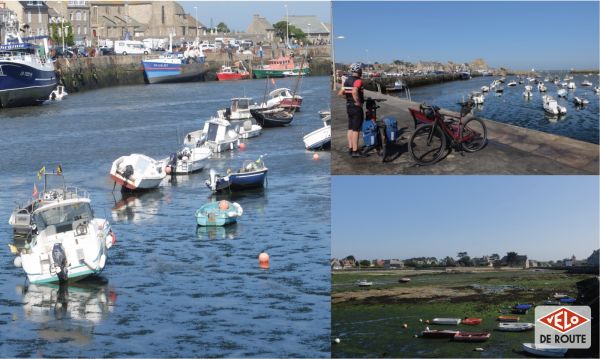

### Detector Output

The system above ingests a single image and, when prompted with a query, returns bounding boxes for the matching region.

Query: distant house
[384,259,404,269]
[372,259,385,267]
[5,1,49,37]
[246,14,274,41]
[279,15,329,43]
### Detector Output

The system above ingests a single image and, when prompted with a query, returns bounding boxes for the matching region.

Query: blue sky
[333,1,599,70]
[180,1,330,32]
[332,176,599,261]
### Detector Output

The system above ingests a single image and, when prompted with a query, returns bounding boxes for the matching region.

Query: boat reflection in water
[207,187,268,216]
[196,223,239,240]
[17,278,116,344]
[111,190,164,223]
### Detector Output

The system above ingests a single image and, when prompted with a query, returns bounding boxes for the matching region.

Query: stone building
[4,1,49,37]
[0,5,16,41]
[89,1,202,43]
[45,1,90,45]
[279,15,329,43]
[246,14,273,42]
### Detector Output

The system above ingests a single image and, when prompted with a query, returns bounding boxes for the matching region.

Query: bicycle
[362,97,398,161]
[407,100,487,165]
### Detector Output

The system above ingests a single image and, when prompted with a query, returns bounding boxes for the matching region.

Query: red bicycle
[407,100,487,165]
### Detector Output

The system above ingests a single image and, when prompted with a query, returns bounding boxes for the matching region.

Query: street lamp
[331,35,344,90]
[284,4,288,48]
[307,23,310,46]
[194,6,198,38]
[93,5,98,46]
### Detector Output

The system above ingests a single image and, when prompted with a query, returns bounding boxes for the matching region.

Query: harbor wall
[362,73,484,93]
[55,55,332,94]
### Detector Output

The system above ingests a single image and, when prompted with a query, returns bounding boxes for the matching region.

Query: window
[84,27,87,35]
[76,12,81,21]
[83,12,86,21]
[27,11,31,23]
[38,10,41,23]
[70,12,73,21]
[77,26,81,35]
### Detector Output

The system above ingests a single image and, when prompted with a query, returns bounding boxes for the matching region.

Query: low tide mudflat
[332,269,594,358]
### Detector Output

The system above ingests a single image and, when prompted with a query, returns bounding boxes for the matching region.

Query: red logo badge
[538,307,590,333]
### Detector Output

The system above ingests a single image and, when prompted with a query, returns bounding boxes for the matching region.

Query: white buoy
[334,338,341,344]
[13,256,22,268]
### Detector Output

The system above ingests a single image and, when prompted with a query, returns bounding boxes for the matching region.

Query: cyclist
[338,62,367,158]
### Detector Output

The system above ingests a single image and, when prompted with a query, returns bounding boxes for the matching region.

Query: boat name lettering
[20,71,33,77]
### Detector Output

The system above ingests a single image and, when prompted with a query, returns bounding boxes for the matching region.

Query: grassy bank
[332,269,595,358]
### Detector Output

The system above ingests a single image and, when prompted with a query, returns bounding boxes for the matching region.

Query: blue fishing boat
[559,297,576,304]
[0,16,56,108]
[195,200,243,226]
[206,156,268,192]
[141,37,206,84]
[514,304,533,310]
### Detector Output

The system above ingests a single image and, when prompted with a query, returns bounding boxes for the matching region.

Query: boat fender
[13,256,22,268]
[98,253,107,269]
[51,243,68,282]
[105,231,116,249]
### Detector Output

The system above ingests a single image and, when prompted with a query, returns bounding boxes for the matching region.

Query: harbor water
[400,74,599,144]
[0,76,331,357]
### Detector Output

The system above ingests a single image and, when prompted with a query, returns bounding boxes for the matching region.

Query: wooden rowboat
[453,331,491,342]
[497,315,520,322]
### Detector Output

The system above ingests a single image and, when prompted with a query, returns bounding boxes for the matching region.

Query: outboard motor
[208,169,218,192]
[52,243,68,282]
[122,164,134,179]
[167,152,178,175]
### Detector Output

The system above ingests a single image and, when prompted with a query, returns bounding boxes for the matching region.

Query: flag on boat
[37,166,45,180]
[56,165,62,175]
[32,183,38,197]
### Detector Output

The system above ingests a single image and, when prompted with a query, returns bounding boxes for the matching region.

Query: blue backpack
[383,117,398,142]
[362,120,377,147]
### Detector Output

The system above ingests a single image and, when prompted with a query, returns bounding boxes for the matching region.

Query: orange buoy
[312,153,319,160]
[165,166,172,175]
[239,142,246,150]
[218,200,230,210]
[259,252,270,269]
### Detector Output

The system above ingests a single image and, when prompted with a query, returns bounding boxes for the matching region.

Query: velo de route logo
[535,306,591,349]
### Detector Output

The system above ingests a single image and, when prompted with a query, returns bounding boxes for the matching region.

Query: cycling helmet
[349,62,363,73]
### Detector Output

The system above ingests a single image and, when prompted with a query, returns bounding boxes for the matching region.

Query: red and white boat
[110,154,166,191]
[461,317,482,325]
[216,63,250,81]
[453,331,491,342]
[264,88,303,111]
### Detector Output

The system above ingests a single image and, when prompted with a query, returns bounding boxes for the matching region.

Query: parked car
[200,43,217,52]
[51,46,75,59]
[100,47,116,56]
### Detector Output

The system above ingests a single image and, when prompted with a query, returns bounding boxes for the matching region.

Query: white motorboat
[48,85,68,101]
[480,85,489,92]
[537,83,547,92]
[560,82,568,87]
[497,323,534,332]
[357,279,373,287]
[581,80,592,87]
[11,174,115,284]
[522,343,567,358]
[303,115,331,150]
[110,154,166,190]
[542,95,567,115]
[432,318,462,325]
[507,80,517,87]
[573,96,589,106]
[183,117,240,153]
[557,89,568,97]
[594,86,600,94]
[567,82,576,89]
[524,85,533,92]
[318,110,331,118]
[162,145,211,175]
[470,91,485,104]
[234,119,262,139]
[263,87,303,111]
[523,90,533,99]
[220,97,256,121]
[385,79,405,92]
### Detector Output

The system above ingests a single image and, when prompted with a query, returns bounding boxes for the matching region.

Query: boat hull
[0,61,57,108]
[208,169,268,193]
[216,72,250,81]
[303,126,331,150]
[253,67,310,79]
[142,61,206,84]
[110,173,163,191]
[250,108,294,127]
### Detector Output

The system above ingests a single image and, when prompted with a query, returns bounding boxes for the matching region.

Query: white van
[114,40,150,55]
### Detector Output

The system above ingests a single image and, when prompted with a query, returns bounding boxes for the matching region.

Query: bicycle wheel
[461,117,487,153]
[409,124,446,165]
[378,126,387,161]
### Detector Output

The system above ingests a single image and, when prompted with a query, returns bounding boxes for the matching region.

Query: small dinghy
[110,154,166,191]
[205,156,268,193]
[553,293,569,299]
[398,277,411,283]
[559,297,576,304]
[567,82,576,89]
[523,90,533,99]
[581,80,592,87]
[544,300,560,305]
[497,315,520,322]
[432,318,461,325]
[48,85,68,101]
[385,79,405,92]
[522,343,567,358]
[470,91,484,104]
[303,115,331,150]
[543,95,567,115]
[421,330,458,338]
[557,88,568,97]
[497,322,534,332]
[461,318,482,325]
[318,109,331,118]
[538,83,547,92]
[480,85,489,92]
[357,279,372,287]
[250,107,295,127]
[573,96,589,106]
[234,119,262,139]
[507,81,517,87]
[453,331,491,342]
[163,145,211,175]
[195,200,243,226]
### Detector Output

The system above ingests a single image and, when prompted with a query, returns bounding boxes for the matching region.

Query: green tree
[273,21,306,43]
[457,256,473,267]
[457,251,468,258]
[49,22,74,47]
[442,256,456,267]
[359,260,371,268]
[216,22,230,33]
